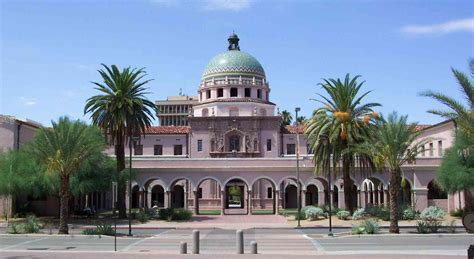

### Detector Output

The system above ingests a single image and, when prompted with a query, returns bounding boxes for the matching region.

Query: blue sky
[1,0,473,126]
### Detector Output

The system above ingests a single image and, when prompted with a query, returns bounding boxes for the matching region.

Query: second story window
[429,143,434,156]
[267,187,273,198]
[174,145,183,156]
[230,87,238,97]
[287,144,296,155]
[266,139,272,151]
[257,89,262,99]
[438,140,443,156]
[206,90,211,99]
[154,145,163,156]
[217,88,223,98]
[134,144,143,156]
[421,145,426,157]
[245,88,251,97]
[197,139,203,152]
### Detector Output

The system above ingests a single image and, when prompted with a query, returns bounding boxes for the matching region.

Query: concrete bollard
[180,241,187,254]
[236,229,244,254]
[192,230,200,254]
[468,245,474,259]
[250,241,257,254]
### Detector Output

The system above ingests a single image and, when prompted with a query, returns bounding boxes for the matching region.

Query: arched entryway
[195,178,222,215]
[151,185,165,208]
[305,185,318,206]
[427,180,447,210]
[131,185,140,209]
[224,178,249,215]
[251,178,276,214]
[285,185,297,209]
[169,178,191,209]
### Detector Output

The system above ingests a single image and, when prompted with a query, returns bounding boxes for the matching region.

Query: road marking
[296,229,325,252]
[121,229,175,251]
[0,237,49,251]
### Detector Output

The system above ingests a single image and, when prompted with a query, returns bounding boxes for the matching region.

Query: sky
[1,0,473,126]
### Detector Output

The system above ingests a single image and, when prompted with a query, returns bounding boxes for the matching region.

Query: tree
[280,110,293,125]
[295,116,307,125]
[420,67,473,135]
[84,64,157,218]
[350,112,427,233]
[305,74,380,212]
[28,117,105,234]
[421,67,474,211]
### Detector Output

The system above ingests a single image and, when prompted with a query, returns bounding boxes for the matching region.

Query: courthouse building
[0,33,466,217]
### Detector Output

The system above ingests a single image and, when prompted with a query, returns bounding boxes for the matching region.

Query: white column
[274,190,280,215]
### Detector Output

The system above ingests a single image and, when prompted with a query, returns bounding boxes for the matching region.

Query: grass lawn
[279,208,298,215]
[251,210,274,215]
[198,210,221,215]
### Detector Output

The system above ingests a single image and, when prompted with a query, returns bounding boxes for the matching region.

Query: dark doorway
[171,185,185,208]
[285,185,297,208]
[151,185,165,208]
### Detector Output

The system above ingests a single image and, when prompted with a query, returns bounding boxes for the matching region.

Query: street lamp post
[295,107,301,228]
[320,134,333,236]
[128,136,140,237]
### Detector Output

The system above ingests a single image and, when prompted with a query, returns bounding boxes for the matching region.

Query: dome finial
[228,32,240,51]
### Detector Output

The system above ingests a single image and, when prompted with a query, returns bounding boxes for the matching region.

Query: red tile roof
[281,125,305,134]
[415,124,431,131]
[145,126,189,134]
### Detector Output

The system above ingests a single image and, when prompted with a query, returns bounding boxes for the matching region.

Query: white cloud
[19,97,37,106]
[203,0,251,11]
[401,18,474,35]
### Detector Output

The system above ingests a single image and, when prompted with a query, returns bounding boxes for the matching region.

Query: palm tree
[29,117,105,234]
[351,112,427,233]
[84,64,156,218]
[305,74,380,212]
[295,116,307,125]
[420,68,474,134]
[280,110,293,125]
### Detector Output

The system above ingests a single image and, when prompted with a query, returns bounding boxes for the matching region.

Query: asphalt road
[0,229,471,258]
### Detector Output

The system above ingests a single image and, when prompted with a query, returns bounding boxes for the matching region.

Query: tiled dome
[202,50,265,78]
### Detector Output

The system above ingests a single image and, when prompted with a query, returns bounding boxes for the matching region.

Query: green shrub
[420,206,445,221]
[446,220,456,233]
[23,215,41,233]
[82,228,98,235]
[305,207,325,221]
[95,222,115,236]
[336,210,350,220]
[450,208,464,218]
[352,219,380,235]
[170,209,192,221]
[137,210,149,223]
[294,210,306,220]
[416,220,429,234]
[158,208,174,220]
[402,207,416,220]
[352,208,366,220]
[7,223,21,234]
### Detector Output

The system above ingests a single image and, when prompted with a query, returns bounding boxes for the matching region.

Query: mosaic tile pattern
[203,50,265,78]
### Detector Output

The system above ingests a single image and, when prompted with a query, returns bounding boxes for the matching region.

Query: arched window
[228,135,240,152]
[428,180,447,199]
[202,108,209,117]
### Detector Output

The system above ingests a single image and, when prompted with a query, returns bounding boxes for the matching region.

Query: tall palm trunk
[389,168,401,233]
[116,140,126,218]
[342,158,353,213]
[58,174,70,234]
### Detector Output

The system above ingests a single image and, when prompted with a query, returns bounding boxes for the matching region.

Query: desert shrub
[402,207,416,220]
[378,208,390,221]
[336,210,350,220]
[420,206,445,221]
[294,210,306,220]
[82,228,98,235]
[95,222,115,236]
[449,208,464,218]
[352,208,366,220]
[22,215,41,233]
[170,209,192,221]
[7,223,21,234]
[365,204,380,217]
[305,207,325,221]
[158,208,174,220]
[416,220,429,234]
[137,210,149,223]
[352,219,380,234]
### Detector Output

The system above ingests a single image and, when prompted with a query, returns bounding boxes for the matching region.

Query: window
[438,140,443,156]
[421,145,426,157]
[174,145,183,155]
[267,187,273,199]
[307,143,313,154]
[198,188,203,199]
[154,145,163,155]
[197,139,203,152]
[257,89,262,99]
[229,135,240,152]
[206,90,211,99]
[230,87,238,97]
[244,88,251,97]
[134,144,143,155]
[202,108,209,117]
[287,144,296,155]
[266,139,272,151]
[217,88,223,97]
[429,143,434,156]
